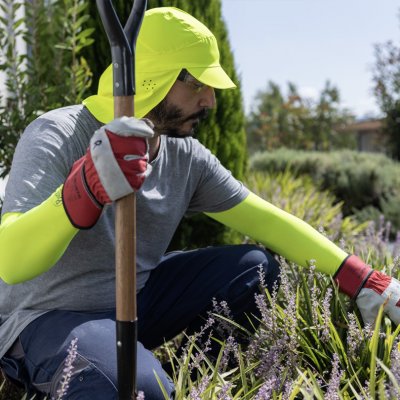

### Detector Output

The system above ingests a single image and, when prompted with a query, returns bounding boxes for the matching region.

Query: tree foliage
[372,15,400,160]
[246,80,355,153]
[0,0,94,182]
[373,37,400,112]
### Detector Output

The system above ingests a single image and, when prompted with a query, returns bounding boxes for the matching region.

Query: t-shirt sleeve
[187,142,249,213]
[2,118,74,215]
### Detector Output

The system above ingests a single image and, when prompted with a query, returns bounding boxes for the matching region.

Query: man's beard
[146,99,209,138]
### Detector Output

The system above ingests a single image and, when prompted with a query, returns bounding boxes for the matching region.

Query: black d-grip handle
[96,0,147,97]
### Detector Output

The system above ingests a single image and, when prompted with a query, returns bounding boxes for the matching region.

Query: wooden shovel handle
[115,96,137,322]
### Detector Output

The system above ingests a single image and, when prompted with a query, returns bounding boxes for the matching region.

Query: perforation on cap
[142,79,157,91]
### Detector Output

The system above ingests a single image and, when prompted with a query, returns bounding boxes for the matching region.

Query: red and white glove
[62,116,154,229]
[335,255,400,325]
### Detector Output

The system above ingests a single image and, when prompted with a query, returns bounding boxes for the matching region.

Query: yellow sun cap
[83,7,236,123]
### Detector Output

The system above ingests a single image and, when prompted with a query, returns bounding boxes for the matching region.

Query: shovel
[95,1,147,398]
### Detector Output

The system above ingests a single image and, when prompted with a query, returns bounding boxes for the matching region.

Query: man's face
[147,70,216,138]
[147,99,209,138]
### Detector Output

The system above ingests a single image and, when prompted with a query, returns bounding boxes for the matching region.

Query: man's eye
[190,81,204,92]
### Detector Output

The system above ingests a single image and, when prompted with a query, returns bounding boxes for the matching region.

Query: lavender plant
[153,172,400,399]
[2,171,400,399]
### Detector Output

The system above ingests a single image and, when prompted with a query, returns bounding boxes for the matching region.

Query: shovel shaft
[114,95,136,322]
[114,96,135,119]
[115,192,137,321]
[115,93,137,400]
[96,1,147,398]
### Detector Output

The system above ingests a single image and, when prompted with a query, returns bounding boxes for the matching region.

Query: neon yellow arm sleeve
[206,192,348,275]
[0,186,78,284]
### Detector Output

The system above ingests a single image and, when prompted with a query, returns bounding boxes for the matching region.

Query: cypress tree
[83,0,247,249]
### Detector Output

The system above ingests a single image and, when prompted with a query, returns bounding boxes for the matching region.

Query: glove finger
[387,308,400,325]
[356,290,384,326]
[386,289,400,325]
[379,277,400,325]
[105,117,154,138]
[106,132,148,159]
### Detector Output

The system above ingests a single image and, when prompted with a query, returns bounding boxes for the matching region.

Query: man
[0,7,399,400]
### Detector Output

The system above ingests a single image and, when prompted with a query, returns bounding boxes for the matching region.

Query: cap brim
[188,66,236,89]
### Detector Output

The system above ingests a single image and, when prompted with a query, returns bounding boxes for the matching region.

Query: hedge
[250,148,400,234]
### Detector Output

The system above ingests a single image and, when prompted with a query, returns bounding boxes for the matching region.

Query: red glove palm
[335,255,400,325]
[62,117,154,229]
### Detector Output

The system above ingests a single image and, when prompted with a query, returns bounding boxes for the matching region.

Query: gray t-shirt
[0,105,248,357]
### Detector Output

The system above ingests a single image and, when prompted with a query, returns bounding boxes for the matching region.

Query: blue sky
[220,0,399,118]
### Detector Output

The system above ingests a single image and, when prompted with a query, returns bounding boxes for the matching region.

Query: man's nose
[199,86,216,109]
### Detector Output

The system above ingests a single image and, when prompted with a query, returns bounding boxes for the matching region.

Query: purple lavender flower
[217,383,232,400]
[211,298,236,337]
[346,312,360,358]
[55,337,78,400]
[189,375,211,400]
[254,376,278,399]
[283,281,298,355]
[254,290,278,339]
[181,316,214,366]
[189,330,213,372]
[389,338,400,398]
[258,264,266,288]
[255,338,285,378]
[320,287,332,342]
[219,335,239,371]
[325,353,342,400]
[245,326,270,364]
[363,323,374,341]
[308,264,320,327]
[392,239,400,265]
[136,390,145,400]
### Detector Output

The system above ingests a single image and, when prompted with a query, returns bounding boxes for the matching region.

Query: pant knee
[51,348,174,400]
[52,354,117,400]
[137,369,174,400]
[136,342,175,400]
[219,245,280,317]
[260,248,281,294]
[238,244,280,292]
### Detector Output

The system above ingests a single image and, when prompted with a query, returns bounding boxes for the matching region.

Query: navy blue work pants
[0,244,280,400]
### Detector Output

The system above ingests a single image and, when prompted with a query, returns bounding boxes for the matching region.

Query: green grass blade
[369,303,385,398]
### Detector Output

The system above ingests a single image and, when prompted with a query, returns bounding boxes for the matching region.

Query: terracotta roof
[344,119,383,131]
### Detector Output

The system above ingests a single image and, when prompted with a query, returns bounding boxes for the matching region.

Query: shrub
[245,169,366,245]
[0,0,94,213]
[250,148,400,234]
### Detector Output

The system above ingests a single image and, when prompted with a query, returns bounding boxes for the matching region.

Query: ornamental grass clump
[161,259,400,399]
[152,171,400,399]
[2,171,400,399]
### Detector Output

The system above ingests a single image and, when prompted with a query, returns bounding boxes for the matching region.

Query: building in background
[339,118,386,153]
